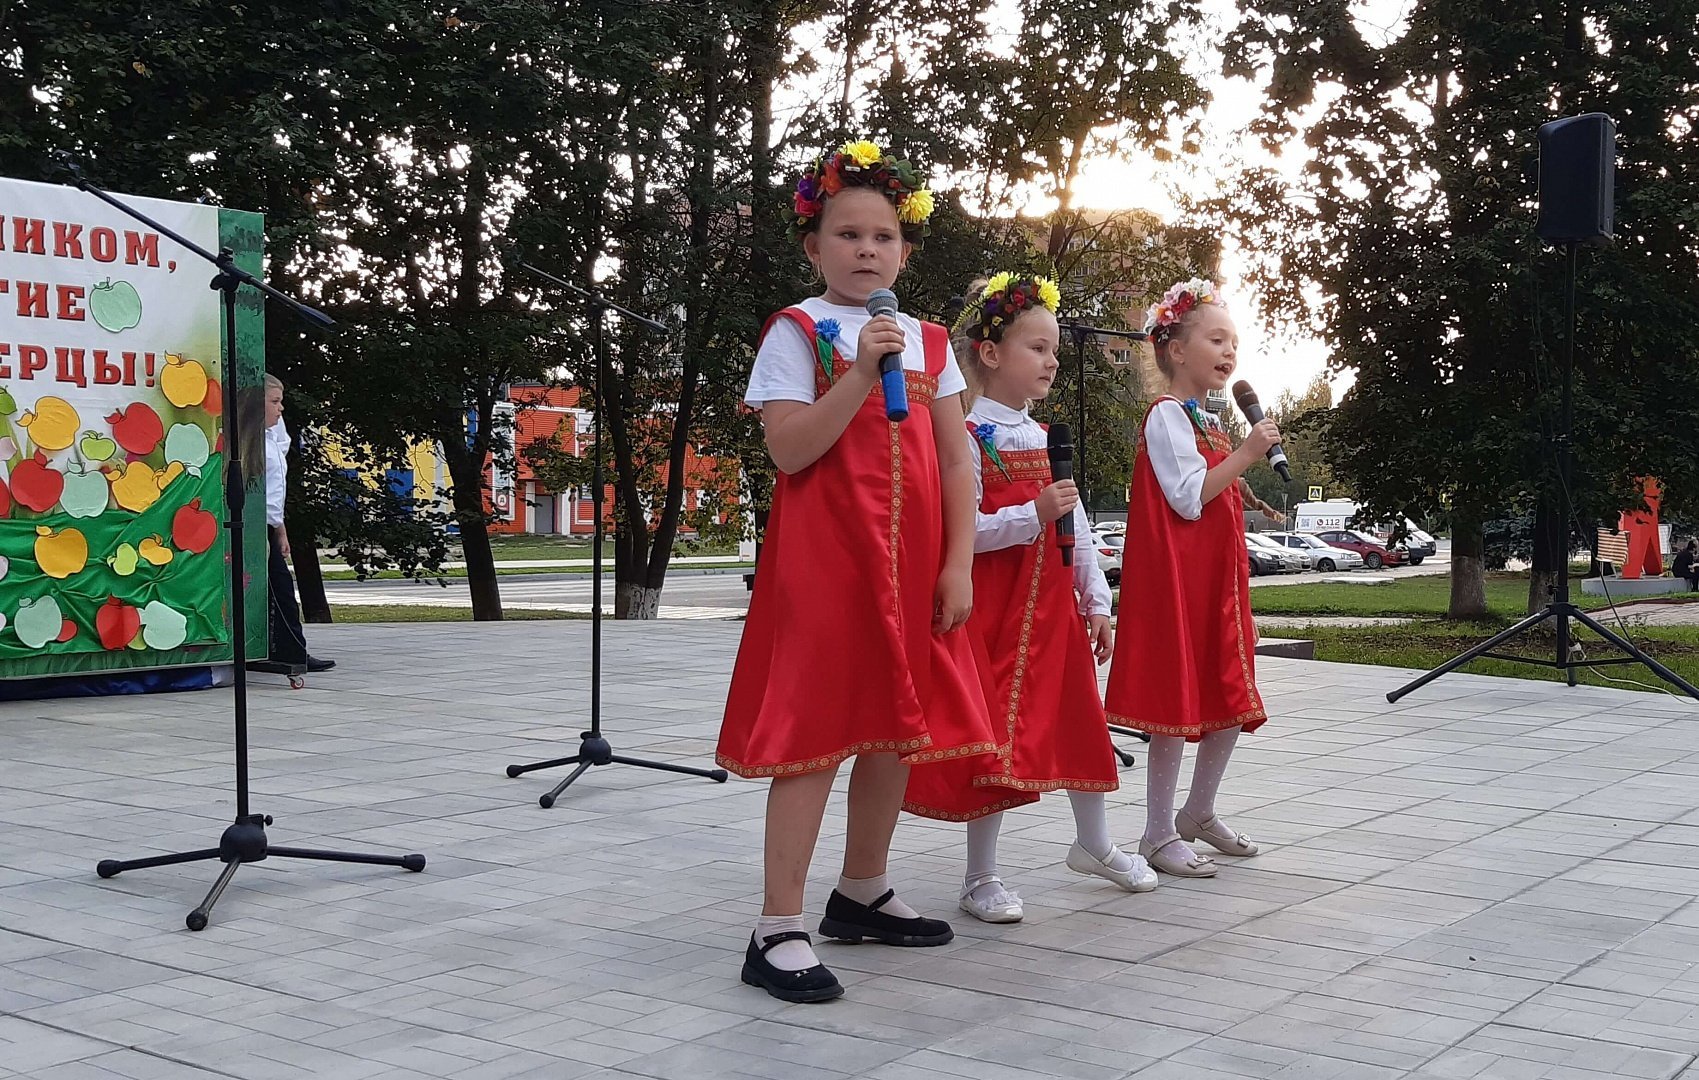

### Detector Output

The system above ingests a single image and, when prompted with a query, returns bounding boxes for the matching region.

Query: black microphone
[864,288,910,422]
[1231,380,1291,483]
[1047,423,1075,566]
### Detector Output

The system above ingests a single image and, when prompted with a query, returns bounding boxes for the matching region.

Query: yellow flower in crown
[841,139,883,168]
[1036,278,1061,312]
[898,187,935,224]
[982,271,1016,297]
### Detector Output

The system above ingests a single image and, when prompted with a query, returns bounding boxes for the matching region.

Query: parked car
[1246,532,1310,572]
[1247,546,1283,577]
[1313,528,1404,569]
[1264,531,1364,572]
[1092,529,1123,586]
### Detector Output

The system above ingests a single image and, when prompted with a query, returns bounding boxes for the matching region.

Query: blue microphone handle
[880,356,909,422]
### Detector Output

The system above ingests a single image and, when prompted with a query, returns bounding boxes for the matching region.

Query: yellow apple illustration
[160,353,209,408]
[34,525,89,579]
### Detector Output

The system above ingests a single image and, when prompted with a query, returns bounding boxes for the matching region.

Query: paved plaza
[4,620,1699,1079]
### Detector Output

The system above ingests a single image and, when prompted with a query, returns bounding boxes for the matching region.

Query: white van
[1293,501,1436,563]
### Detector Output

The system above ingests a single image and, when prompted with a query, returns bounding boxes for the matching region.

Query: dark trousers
[268,527,309,664]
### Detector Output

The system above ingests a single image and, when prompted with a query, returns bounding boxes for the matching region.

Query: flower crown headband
[789,139,936,244]
[953,271,1062,346]
[1145,278,1226,345]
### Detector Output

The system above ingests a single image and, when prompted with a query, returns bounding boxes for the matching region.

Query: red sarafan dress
[905,427,1120,821]
[716,308,999,778]
[1104,397,1267,740]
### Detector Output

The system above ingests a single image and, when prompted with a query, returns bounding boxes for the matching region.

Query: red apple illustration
[11,451,64,512]
[97,596,142,650]
[201,378,223,417]
[106,403,164,456]
[172,497,218,554]
[57,618,76,643]
[0,474,10,518]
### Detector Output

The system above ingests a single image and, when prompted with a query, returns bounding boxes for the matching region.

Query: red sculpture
[1618,477,1664,580]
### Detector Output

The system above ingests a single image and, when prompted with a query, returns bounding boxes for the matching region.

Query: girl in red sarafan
[905,272,1156,925]
[717,139,1000,1004]
[1104,280,1281,881]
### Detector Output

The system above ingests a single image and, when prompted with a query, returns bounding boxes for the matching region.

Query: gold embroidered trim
[971,776,1119,793]
[902,794,1035,822]
[904,739,1000,765]
[984,447,1052,483]
[993,538,1048,765]
[717,735,933,779]
[824,358,939,408]
[888,421,904,623]
[1104,708,1266,739]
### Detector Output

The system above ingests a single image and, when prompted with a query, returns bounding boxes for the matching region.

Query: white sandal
[1176,809,1260,857]
[1139,835,1218,878]
[1065,842,1159,892]
[959,874,1024,923]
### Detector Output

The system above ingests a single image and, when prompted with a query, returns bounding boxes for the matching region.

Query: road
[324,544,1454,619]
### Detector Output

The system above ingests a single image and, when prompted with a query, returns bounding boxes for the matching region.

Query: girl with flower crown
[904,274,1158,923]
[1103,280,1281,879]
[717,139,999,1004]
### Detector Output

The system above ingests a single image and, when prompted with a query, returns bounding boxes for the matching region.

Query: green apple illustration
[79,431,118,462]
[60,462,109,519]
[89,279,143,333]
[140,600,187,650]
[15,595,63,649]
[163,422,210,474]
[108,543,139,576]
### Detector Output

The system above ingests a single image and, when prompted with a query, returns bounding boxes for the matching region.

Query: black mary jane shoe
[818,889,954,947]
[740,931,844,1003]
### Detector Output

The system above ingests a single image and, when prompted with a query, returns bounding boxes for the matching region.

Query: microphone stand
[1057,320,1151,762]
[58,155,427,931]
[503,261,729,806]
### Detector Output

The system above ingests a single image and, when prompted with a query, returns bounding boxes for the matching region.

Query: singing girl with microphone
[905,273,1155,923]
[718,139,998,1003]
[1104,280,1280,879]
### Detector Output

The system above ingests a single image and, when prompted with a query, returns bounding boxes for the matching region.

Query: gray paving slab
[3,619,1698,1078]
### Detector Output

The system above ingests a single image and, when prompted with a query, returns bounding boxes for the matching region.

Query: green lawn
[1302,620,1699,694]
[328,605,583,622]
[322,561,752,582]
[478,534,741,561]
[1249,571,1675,619]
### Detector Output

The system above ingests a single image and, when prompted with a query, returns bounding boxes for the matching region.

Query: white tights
[1144,727,1240,860]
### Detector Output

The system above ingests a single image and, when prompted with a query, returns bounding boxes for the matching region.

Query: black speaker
[1536,113,1615,246]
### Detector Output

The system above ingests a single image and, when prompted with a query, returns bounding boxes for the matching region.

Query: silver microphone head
[865,288,899,318]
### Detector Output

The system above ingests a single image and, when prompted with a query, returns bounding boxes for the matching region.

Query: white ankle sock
[1181,726,1241,825]
[1145,735,1201,864]
[754,913,818,972]
[1068,791,1133,872]
[838,872,919,919]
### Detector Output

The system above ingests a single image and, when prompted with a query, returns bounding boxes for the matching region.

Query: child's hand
[855,315,905,383]
[1242,418,1282,457]
[1035,480,1079,524]
[1087,614,1113,663]
[934,564,973,633]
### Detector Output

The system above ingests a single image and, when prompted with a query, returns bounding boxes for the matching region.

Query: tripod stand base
[96,813,426,930]
[507,732,729,807]
[1107,723,1149,767]
[1387,602,1699,704]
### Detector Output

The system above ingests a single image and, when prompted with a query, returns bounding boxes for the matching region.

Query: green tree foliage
[1221,1,1699,617]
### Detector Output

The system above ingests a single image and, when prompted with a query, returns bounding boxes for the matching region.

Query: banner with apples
[0,178,267,680]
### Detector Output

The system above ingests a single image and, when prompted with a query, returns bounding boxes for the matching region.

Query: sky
[1058,0,1415,407]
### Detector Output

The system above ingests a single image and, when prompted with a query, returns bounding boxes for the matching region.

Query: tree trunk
[289,516,332,623]
[617,581,661,620]
[443,439,502,621]
[1448,513,1489,620]
[1528,498,1562,615]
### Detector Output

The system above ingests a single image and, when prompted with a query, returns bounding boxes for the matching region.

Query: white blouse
[966,397,1113,618]
[744,296,968,408]
[1143,398,1214,521]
